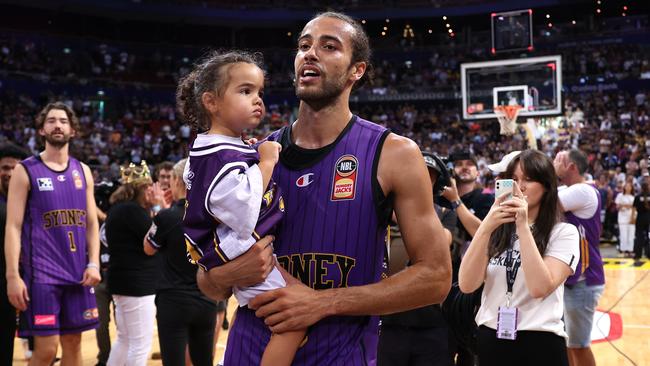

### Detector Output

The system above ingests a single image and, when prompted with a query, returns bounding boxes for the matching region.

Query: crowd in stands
[1,25,649,245]
[2,27,648,95]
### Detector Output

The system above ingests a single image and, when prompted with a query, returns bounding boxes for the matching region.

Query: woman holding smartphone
[458,150,580,366]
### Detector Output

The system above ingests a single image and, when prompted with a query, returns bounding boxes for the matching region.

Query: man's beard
[44,132,71,148]
[295,74,347,109]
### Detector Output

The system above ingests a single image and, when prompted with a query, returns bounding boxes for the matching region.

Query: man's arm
[81,163,101,286]
[249,134,452,333]
[441,179,481,236]
[4,164,30,310]
[558,183,598,217]
[196,236,276,301]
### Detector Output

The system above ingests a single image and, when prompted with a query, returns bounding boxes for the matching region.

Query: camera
[422,152,453,209]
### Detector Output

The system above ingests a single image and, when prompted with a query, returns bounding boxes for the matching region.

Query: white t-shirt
[475,222,579,337]
[615,193,635,223]
[558,182,599,219]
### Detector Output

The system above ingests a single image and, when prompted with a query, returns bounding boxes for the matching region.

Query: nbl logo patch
[72,169,83,190]
[331,155,358,201]
[37,178,54,191]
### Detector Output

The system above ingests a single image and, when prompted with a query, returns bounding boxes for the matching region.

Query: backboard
[461,55,562,120]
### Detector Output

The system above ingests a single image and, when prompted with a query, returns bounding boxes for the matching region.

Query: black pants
[94,278,112,365]
[1,286,16,366]
[477,326,568,366]
[634,224,650,259]
[156,291,217,366]
[378,324,451,366]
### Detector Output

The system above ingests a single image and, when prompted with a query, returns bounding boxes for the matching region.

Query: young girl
[177,50,304,366]
[458,150,580,366]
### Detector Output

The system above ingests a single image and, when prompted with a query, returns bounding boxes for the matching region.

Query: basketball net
[494,105,522,136]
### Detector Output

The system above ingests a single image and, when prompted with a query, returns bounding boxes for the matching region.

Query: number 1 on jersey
[68,231,77,252]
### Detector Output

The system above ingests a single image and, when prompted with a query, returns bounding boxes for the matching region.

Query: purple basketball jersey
[224,117,390,366]
[183,135,284,270]
[20,156,89,285]
[565,183,605,286]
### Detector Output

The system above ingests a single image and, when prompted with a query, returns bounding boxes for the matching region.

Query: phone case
[495,179,514,200]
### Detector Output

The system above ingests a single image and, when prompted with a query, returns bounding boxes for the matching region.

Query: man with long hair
[5,102,101,365]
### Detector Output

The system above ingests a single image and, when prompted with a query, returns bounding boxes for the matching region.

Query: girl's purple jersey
[20,156,89,284]
[224,117,390,366]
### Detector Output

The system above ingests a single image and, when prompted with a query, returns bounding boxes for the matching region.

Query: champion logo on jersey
[57,175,66,182]
[331,155,358,201]
[296,173,315,187]
[37,177,54,191]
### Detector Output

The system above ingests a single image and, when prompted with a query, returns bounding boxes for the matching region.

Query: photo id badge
[496,306,518,340]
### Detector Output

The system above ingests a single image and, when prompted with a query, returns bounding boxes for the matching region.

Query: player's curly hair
[176,50,264,133]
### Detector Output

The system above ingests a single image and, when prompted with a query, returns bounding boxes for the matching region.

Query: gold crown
[120,161,152,185]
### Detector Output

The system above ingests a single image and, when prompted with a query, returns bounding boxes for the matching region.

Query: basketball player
[5,102,101,366]
[197,12,452,365]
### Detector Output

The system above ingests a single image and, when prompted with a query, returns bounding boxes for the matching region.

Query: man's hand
[152,182,172,210]
[249,281,330,334]
[7,276,29,311]
[205,236,275,289]
[441,178,461,202]
[81,267,102,287]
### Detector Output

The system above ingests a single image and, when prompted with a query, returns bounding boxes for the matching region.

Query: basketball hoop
[494,105,523,135]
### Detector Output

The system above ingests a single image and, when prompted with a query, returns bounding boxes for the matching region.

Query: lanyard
[505,248,521,307]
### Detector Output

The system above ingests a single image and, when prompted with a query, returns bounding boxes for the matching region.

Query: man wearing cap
[442,151,494,248]
[440,151,493,366]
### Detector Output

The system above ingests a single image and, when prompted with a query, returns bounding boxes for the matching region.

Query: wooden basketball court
[12,257,650,365]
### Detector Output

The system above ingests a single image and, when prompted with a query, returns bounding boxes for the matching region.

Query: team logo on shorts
[83,308,99,320]
[34,314,56,326]
[72,170,83,190]
[37,178,54,191]
[331,155,358,201]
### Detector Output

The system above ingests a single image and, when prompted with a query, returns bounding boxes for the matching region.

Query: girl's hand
[499,181,528,228]
[481,190,517,233]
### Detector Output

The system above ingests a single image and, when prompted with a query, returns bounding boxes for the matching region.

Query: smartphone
[495,179,514,200]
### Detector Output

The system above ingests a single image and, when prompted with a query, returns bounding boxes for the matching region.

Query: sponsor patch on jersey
[296,173,314,187]
[57,175,66,182]
[37,177,54,191]
[331,155,358,201]
[34,314,56,326]
[72,169,83,190]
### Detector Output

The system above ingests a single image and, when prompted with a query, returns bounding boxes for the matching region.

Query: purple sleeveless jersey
[20,156,89,285]
[565,183,605,286]
[183,137,284,270]
[224,117,390,366]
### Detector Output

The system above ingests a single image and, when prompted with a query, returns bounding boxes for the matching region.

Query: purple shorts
[19,282,99,337]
